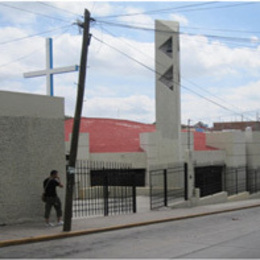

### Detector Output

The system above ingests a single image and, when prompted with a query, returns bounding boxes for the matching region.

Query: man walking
[43,170,64,227]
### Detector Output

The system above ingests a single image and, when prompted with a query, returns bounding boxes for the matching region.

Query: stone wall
[0,91,65,224]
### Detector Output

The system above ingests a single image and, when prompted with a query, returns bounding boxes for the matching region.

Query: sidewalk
[1,198,260,247]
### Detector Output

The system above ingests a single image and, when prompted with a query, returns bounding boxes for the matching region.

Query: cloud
[82,95,155,123]
[181,78,260,125]
[170,13,189,26]
[0,2,37,25]
[118,6,154,28]
[89,28,154,79]
[181,34,260,79]
[2,1,260,127]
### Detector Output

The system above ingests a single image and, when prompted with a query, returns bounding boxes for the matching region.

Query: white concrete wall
[0,91,65,224]
[90,152,146,169]
[245,130,260,169]
[140,131,183,168]
[66,133,90,161]
[193,150,226,166]
[206,131,246,167]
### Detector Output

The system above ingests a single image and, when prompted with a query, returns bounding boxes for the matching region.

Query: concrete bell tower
[140,19,182,176]
[155,20,181,140]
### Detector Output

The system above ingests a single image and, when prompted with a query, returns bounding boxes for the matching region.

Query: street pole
[63,9,92,232]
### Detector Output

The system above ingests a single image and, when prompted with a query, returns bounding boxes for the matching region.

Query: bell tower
[155,20,181,140]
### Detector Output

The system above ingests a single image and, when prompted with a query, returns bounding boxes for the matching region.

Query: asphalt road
[1,207,260,258]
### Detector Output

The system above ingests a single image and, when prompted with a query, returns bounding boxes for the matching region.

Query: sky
[1,1,260,127]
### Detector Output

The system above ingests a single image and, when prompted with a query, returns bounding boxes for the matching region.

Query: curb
[1,203,260,248]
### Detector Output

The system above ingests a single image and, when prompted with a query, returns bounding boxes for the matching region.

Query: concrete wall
[90,152,146,169]
[0,91,65,224]
[66,133,90,161]
[206,131,246,167]
[193,150,226,166]
[141,131,183,167]
[245,130,260,169]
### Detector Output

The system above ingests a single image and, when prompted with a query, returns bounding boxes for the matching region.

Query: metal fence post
[184,163,188,200]
[164,169,168,207]
[103,169,109,216]
[235,169,238,194]
[256,169,258,193]
[132,173,136,213]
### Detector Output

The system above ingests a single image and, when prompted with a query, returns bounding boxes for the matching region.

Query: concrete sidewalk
[1,198,260,248]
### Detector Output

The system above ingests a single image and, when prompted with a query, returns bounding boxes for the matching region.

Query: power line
[181,85,253,120]
[100,26,254,121]
[0,2,71,23]
[95,1,219,19]
[0,26,72,69]
[181,25,260,36]
[92,35,252,120]
[181,78,253,120]
[38,2,82,18]
[95,20,260,46]
[101,26,254,121]
[0,48,40,69]
[0,25,73,46]
[169,1,257,14]
[95,1,256,19]
[92,35,155,74]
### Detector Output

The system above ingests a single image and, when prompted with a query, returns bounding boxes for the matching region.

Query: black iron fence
[247,167,260,194]
[194,165,260,197]
[195,165,223,197]
[223,166,247,196]
[150,163,186,210]
[73,160,136,218]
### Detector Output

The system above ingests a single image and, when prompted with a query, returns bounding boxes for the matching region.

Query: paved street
[1,206,260,258]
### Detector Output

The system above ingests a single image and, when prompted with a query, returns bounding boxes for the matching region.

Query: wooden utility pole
[63,9,92,232]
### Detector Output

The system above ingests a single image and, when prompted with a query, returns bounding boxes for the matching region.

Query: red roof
[193,131,218,151]
[65,118,218,153]
[65,118,156,153]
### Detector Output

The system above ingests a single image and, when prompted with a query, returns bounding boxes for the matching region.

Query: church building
[65,20,260,201]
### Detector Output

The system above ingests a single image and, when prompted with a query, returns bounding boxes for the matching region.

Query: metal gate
[150,163,185,210]
[73,161,136,218]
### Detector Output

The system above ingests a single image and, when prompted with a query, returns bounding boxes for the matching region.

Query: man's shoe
[45,223,54,227]
[57,220,64,226]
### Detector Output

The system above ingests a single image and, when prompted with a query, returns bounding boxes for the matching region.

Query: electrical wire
[0,25,72,69]
[0,24,73,46]
[95,20,260,46]
[91,34,253,121]
[166,1,257,14]
[182,78,253,120]
[38,2,82,18]
[0,2,70,23]
[0,48,41,69]
[100,25,252,119]
[95,1,219,19]
[95,2,256,21]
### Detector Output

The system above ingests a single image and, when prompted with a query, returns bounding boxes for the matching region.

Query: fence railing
[73,160,136,218]
[247,167,260,194]
[150,163,186,210]
[195,165,260,197]
[194,165,223,197]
